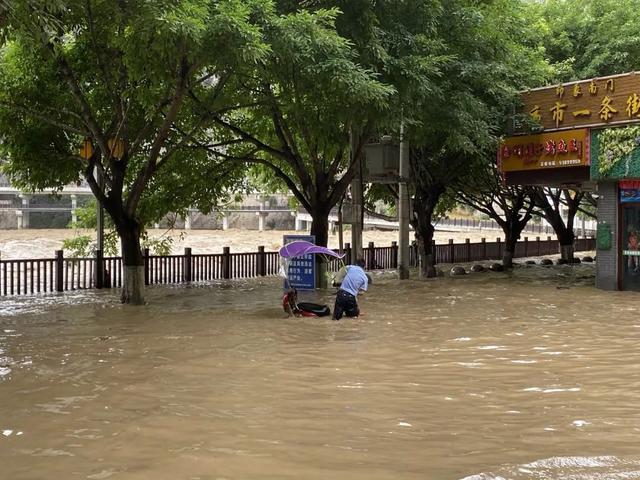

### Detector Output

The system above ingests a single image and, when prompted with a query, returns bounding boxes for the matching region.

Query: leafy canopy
[0,0,272,230]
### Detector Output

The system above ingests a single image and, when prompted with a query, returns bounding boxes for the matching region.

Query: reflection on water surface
[2,263,640,479]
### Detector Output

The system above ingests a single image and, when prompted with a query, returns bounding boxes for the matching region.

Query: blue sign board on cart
[283,234,316,290]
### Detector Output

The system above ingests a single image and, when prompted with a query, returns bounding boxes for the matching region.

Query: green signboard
[597,222,612,250]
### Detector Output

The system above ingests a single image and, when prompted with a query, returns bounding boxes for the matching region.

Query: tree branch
[125,58,192,217]
[213,150,312,212]
[0,102,89,136]
[128,96,173,156]
[156,117,210,166]
[39,35,109,156]
[85,0,117,105]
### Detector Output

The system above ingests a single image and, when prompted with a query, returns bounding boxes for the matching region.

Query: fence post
[222,246,231,279]
[391,241,398,269]
[258,246,266,276]
[144,248,150,286]
[536,237,540,256]
[367,241,375,269]
[95,249,104,289]
[497,238,502,260]
[55,250,64,292]
[465,238,471,262]
[524,237,529,257]
[449,239,455,263]
[184,248,192,282]
[482,238,486,259]
[345,242,352,265]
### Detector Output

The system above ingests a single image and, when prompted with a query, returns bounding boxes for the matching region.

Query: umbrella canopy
[279,240,344,260]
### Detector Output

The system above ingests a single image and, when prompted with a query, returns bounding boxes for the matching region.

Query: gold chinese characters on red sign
[499,129,590,173]
[521,72,640,131]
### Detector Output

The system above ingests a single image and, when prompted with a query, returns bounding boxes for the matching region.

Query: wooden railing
[0,236,596,297]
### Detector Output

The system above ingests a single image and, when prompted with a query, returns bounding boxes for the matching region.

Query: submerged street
[1,263,639,479]
[3,0,640,478]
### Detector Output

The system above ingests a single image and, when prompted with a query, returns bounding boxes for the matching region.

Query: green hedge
[591,127,640,180]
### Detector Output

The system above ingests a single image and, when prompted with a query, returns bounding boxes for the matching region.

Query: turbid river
[2,262,640,479]
[0,228,506,259]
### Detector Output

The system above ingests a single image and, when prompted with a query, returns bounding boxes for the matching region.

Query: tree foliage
[0,0,270,302]
[533,0,640,81]
[195,7,394,246]
[396,0,550,277]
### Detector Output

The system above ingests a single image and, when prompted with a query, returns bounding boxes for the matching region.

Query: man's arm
[332,266,348,286]
[359,271,369,293]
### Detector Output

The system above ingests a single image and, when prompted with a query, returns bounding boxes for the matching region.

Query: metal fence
[0,237,596,297]
[436,218,596,237]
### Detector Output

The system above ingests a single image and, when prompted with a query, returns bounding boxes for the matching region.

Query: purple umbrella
[279,240,344,259]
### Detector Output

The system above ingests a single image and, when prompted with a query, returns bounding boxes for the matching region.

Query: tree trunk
[118,223,145,305]
[309,206,330,288]
[413,185,444,279]
[556,228,575,261]
[503,234,517,268]
[310,207,330,248]
[316,260,328,289]
[502,216,522,269]
[532,188,579,263]
[415,225,437,278]
[560,243,575,261]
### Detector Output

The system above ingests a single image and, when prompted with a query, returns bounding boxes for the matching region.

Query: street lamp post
[95,164,105,288]
[79,138,104,288]
[80,137,124,288]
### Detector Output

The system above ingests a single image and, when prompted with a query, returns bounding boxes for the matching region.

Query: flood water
[2,262,640,479]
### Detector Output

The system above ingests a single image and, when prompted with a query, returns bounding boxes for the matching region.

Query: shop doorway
[622,204,640,290]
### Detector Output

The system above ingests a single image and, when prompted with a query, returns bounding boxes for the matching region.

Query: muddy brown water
[2,263,640,479]
[0,228,506,259]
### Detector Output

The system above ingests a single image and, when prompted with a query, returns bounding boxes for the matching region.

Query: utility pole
[350,130,363,262]
[398,122,410,280]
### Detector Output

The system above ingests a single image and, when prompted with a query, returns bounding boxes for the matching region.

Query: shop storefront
[590,129,640,291]
[620,181,640,290]
[500,72,640,291]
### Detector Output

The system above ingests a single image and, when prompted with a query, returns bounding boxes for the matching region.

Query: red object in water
[282,290,330,318]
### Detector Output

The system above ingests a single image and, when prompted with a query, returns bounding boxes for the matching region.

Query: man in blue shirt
[332,258,368,320]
